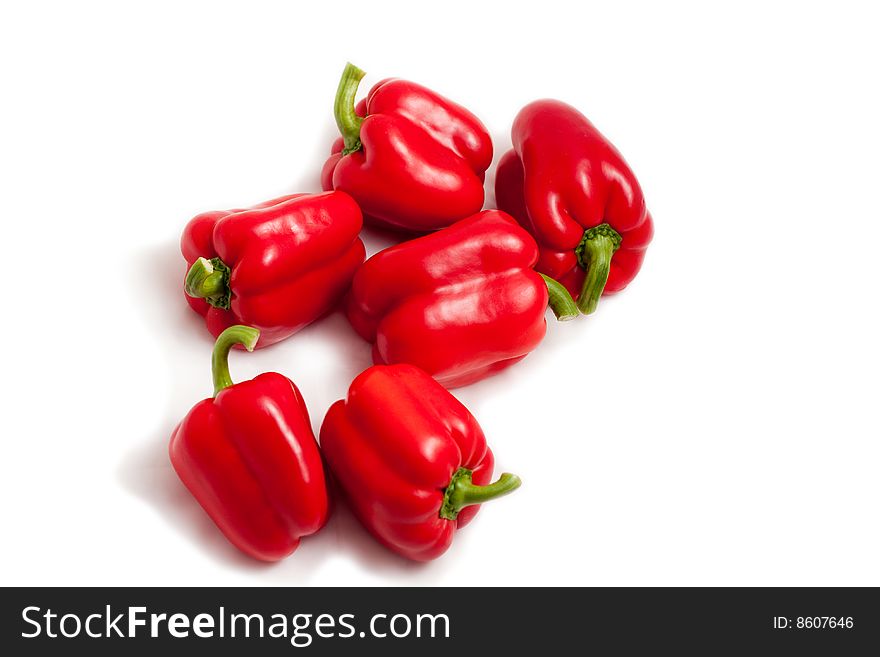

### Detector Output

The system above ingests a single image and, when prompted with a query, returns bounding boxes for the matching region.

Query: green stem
[185,257,231,310]
[334,62,366,155]
[574,224,622,315]
[439,468,521,521]
[541,274,579,321]
[212,325,260,396]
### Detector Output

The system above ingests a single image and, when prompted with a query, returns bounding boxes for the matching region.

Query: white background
[1,1,878,586]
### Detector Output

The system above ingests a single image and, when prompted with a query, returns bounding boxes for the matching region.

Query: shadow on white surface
[288,121,337,194]
[115,238,271,570]
[483,128,512,209]
[287,496,428,579]
[118,427,275,572]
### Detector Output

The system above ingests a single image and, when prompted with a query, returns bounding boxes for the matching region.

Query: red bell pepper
[320,364,520,562]
[181,191,365,348]
[321,62,493,232]
[346,209,578,388]
[495,99,654,314]
[169,325,330,561]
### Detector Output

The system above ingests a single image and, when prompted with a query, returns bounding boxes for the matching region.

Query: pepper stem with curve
[439,468,521,521]
[334,62,366,155]
[186,256,231,310]
[575,223,622,315]
[541,274,579,321]
[212,325,260,396]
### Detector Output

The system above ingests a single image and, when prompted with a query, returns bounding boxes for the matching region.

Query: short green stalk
[334,62,366,155]
[541,274,579,321]
[574,223,622,315]
[211,325,260,396]
[185,256,231,310]
[439,468,521,521]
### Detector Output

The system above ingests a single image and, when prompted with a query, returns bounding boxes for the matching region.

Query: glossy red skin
[321,79,493,232]
[320,364,495,562]
[346,210,548,388]
[181,192,365,348]
[495,100,654,300]
[169,372,330,561]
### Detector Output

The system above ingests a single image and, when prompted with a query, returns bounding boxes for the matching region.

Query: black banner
[1,587,877,654]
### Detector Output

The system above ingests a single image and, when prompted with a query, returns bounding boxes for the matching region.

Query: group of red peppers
[170,63,654,562]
